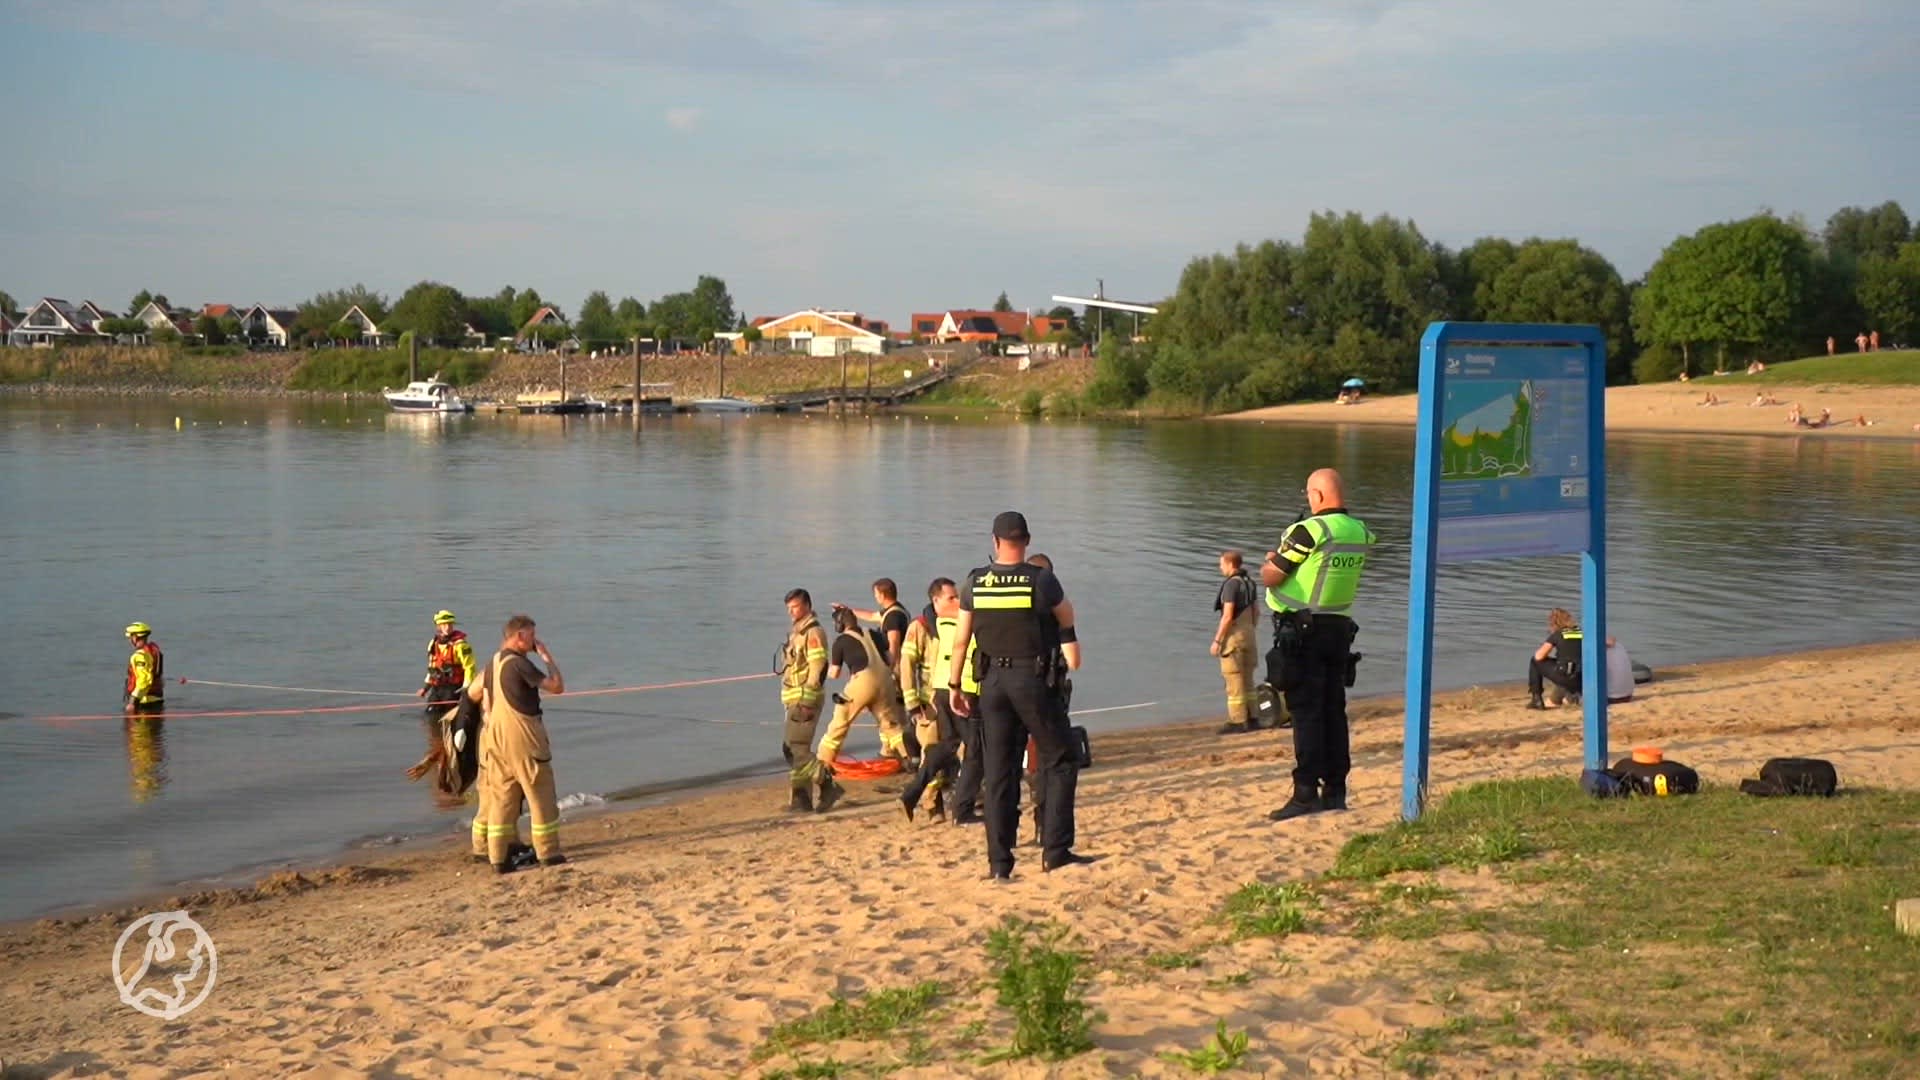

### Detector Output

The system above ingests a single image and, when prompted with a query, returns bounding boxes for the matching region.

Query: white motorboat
[384,378,474,413]
[690,396,758,413]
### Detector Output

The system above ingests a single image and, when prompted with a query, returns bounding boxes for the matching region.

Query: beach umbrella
[1342,377,1366,389]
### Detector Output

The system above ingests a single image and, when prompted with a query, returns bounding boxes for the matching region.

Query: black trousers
[1275,614,1355,802]
[423,683,462,751]
[981,665,1078,873]
[951,700,986,818]
[901,690,960,810]
[1528,659,1578,696]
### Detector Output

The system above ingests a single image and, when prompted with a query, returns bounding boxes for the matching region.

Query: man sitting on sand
[1791,407,1833,429]
[1749,392,1781,407]
[1696,392,1722,406]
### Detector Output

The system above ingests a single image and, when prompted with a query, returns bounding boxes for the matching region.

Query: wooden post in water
[840,350,848,414]
[632,337,642,426]
[407,333,418,383]
[560,352,568,404]
[717,348,727,400]
[864,352,873,414]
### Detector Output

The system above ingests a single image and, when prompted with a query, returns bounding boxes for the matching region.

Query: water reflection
[124,715,167,803]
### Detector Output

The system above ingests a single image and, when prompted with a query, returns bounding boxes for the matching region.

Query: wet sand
[1222,380,1920,438]
[5,640,1917,1077]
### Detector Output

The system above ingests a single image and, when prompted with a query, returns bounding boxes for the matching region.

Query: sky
[2,0,1915,323]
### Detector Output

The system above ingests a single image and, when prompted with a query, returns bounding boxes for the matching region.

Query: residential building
[6,298,96,346]
[236,305,299,347]
[340,304,386,346]
[742,309,889,356]
[907,309,1070,344]
[77,301,119,333]
[133,301,195,337]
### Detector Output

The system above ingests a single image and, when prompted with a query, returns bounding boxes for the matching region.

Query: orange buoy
[827,757,904,781]
[1632,746,1664,766]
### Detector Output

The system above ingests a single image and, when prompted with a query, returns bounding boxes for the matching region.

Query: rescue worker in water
[420,610,479,709]
[124,622,164,713]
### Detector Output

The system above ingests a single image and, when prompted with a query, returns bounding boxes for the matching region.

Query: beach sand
[1221,380,1920,438]
[5,641,1917,1077]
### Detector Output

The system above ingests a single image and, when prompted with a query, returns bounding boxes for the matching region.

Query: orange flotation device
[827,757,904,781]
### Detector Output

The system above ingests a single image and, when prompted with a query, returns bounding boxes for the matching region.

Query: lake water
[3,396,1917,921]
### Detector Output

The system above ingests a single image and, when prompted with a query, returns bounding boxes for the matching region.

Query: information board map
[1435,344,1591,561]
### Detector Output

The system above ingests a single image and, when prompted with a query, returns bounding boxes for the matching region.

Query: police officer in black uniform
[949,511,1089,880]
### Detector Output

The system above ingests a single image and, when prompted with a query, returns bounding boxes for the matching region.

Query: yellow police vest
[1266,512,1376,615]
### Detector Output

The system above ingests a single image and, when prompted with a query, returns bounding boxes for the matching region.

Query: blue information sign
[1402,324,1609,820]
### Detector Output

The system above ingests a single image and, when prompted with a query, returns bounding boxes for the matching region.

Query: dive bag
[1738,757,1838,798]
[1609,755,1699,797]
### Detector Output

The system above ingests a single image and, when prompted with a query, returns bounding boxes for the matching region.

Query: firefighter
[465,613,567,871]
[420,610,479,709]
[124,622,164,714]
[779,588,832,813]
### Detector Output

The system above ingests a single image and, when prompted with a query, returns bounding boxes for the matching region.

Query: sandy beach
[1221,380,1920,438]
[5,640,1916,1077]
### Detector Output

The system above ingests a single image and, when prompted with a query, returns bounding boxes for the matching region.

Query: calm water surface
[2,396,1917,920]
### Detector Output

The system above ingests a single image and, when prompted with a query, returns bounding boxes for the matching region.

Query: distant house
[77,301,119,333]
[516,306,571,352]
[200,303,238,321]
[236,305,299,348]
[339,304,386,346]
[908,309,1056,344]
[133,301,195,338]
[6,297,96,346]
[743,309,889,356]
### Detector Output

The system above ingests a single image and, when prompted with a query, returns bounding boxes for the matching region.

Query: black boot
[815,777,843,813]
[1526,691,1546,710]
[1268,785,1323,822]
[1217,721,1250,735]
[1321,785,1347,811]
[787,788,813,814]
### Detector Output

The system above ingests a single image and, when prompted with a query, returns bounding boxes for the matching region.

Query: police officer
[949,511,1088,879]
[1260,468,1376,822]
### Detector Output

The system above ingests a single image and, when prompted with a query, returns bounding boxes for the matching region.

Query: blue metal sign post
[1402,322,1608,821]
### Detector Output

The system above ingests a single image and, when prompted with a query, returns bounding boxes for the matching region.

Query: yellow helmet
[434,610,457,624]
[125,622,152,636]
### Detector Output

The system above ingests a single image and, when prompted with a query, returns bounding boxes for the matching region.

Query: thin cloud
[664,107,703,133]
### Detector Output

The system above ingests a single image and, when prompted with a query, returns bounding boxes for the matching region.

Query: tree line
[1087,201,1920,410]
[310,275,739,350]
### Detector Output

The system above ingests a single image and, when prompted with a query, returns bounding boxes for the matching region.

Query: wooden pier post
[632,337,643,426]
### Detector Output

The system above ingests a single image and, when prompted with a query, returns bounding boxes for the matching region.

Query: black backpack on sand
[1739,757,1838,797]
[1610,755,1700,797]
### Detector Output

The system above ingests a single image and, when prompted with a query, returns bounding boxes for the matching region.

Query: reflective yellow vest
[780,614,827,708]
[1266,512,1377,615]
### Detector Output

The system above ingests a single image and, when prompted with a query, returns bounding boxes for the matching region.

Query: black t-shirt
[960,561,1066,659]
[879,605,910,659]
[1547,629,1583,664]
[831,632,870,674]
[481,649,546,716]
[1216,573,1256,614]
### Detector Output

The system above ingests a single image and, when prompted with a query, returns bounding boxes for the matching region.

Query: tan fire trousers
[818,632,908,765]
[1220,618,1257,726]
[480,655,561,864]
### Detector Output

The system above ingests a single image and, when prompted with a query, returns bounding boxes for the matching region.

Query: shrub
[983,918,1099,1061]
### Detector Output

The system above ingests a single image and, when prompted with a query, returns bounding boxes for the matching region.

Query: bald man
[1260,468,1377,822]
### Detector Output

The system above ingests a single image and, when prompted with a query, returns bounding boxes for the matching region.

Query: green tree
[218,314,243,342]
[993,291,1014,312]
[1856,241,1920,343]
[1480,239,1634,381]
[741,325,763,348]
[466,287,516,340]
[1632,214,1815,374]
[614,296,647,339]
[98,317,145,337]
[128,290,154,315]
[509,287,548,331]
[1453,237,1518,320]
[328,320,359,345]
[195,313,227,345]
[575,290,619,346]
[0,290,17,319]
[690,274,735,332]
[386,281,470,345]
[1824,201,1910,264]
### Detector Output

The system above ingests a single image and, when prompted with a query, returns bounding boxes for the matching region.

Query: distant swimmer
[124,622,164,714]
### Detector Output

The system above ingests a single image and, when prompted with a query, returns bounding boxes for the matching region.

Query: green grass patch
[1160,1019,1251,1074]
[1147,950,1207,970]
[287,347,495,392]
[1220,881,1315,939]
[762,1062,846,1080]
[755,981,946,1062]
[1347,779,1920,1076]
[982,917,1100,1062]
[1743,349,1920,386]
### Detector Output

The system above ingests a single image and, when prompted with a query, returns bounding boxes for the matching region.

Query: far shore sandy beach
[7,639,1916,1076]
[1222,379,1920,438]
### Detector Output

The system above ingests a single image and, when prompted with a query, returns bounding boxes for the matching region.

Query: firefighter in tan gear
[1211,551,1265,734]
[816,607,909,803]
[124,622,165,713]
[780,589,831,813]
[465,613,567,873]
[898,578,962,820]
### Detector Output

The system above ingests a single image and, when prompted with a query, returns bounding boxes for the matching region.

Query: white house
[749,309,889,357]
[77,301,118,333]
[340,304,386,346]
[236,304,299,348]
[6,297,95,346]
[133,301,194,338]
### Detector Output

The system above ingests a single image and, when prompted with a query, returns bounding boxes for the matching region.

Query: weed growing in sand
[1160,1019,1251,1074]
[1220,881,1315,939]
[982,917,1100,1062]
[1206,970,1255,988]
[755,981,947,1062]
[1331,782,1538,881]
[761,1061,845,1080]
[1147,950,1206,970]
[1349,878,1459,940]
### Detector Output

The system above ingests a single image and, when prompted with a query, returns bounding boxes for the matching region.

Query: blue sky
[2,1,1914,323]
